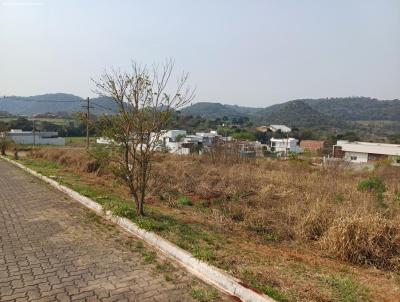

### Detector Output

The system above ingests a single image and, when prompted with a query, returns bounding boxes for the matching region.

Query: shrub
[178,196,193,206]
[357,175,386,204]
[321,214,400,270]
[357,175,386,194]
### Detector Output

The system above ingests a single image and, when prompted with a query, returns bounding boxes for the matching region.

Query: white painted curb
[1,156,275,302]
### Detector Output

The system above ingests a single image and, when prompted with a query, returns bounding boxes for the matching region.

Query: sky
[0,0,399,107]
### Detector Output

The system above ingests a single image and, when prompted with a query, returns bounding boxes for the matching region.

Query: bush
[357,175,386,204]
[178,196,193,206]
[321,214,400,270]
[357,175,386,194]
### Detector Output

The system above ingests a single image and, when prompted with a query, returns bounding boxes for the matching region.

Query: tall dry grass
[29,148,400,271]
[153,153,400,270]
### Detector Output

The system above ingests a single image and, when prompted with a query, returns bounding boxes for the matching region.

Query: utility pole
[32,119,36,147]
[83,97,92,149]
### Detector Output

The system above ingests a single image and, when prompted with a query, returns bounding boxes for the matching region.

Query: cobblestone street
[0,160,228,302]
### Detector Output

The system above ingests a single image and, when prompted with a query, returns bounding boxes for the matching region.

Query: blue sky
[0,0,399,106]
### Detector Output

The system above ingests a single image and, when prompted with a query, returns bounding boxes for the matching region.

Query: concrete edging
[1,156,275,302]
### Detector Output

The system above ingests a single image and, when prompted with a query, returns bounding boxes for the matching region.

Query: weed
[192,246,216,262]
[111,203,137,220]
[142,251,156,263]
[357,175,386,205]
[325,275,370,302]
[259,284,288,302]
[156,262,175,273]
[263,233,279,242]
[164,274,174,282]
[241,270,288,302]
[190,288,219,302]
[178,196,193,206]
[86,212,102,224]
[333,193,344,204]
[395,188,400,203]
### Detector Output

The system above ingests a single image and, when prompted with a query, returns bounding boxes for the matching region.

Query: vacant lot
[13,147,400,301]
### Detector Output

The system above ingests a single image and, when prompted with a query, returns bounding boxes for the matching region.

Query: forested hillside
[0,93,116,115]
[2,94,399,130]
[181,97,400,128]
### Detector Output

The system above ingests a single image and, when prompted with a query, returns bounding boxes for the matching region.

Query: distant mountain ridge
[181,97,400,128]
[1,94,399,129]
[0,93,117,115]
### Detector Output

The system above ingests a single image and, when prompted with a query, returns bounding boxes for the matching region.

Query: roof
[336,141,400,156]
[268,125,292,133]
[270,137,298,142]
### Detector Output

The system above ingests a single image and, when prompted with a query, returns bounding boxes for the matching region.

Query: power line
[1,99,82,103]
[91,102,115,112]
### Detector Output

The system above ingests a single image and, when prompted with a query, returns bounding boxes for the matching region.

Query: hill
[303,97,400,121]
[2,94,400,130]
[0,93,117,116]
[254,100,344,128]
[180,102,261,118]
[181,97,400,128]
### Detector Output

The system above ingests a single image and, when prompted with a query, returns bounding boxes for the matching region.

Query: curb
[1,156,275,302]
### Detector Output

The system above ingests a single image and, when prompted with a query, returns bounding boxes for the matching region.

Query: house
[8,129,65,145]
[264,125,292,133]
[195,131,220,146]
[333,140,400,164]
[160,130,187,144]
[158,130,189,154]
[239,141,264,157]
[300,140,325,152]
[270,138,303,155]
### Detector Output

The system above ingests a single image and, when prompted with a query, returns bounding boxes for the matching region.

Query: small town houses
[152,127,305,157]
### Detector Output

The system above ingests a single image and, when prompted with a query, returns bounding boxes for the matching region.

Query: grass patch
[85,212,102,224]
[357,175,386,205]
[142,251,156,263]
[191,288,219,302]
[178,196,193,206]
[241,270,288,302]
[325,275,370,302]
[20,158,62,175]
[156,261,175,273]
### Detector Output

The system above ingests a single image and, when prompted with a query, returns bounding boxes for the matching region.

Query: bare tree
[93,59,194,216]
[0,123,9,156]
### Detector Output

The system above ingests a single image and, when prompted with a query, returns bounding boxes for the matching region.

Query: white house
[195,131,219,146]
[8,129,65,145]
[333,140,400,164]
[160,130,187,143]
[268,125,292,133]
[270,137,303,155]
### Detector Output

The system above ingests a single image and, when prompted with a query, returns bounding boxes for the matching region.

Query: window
[350,156,357,161]
[397,159,400,164]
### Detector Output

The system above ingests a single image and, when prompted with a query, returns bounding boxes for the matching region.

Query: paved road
[0,160,229,302]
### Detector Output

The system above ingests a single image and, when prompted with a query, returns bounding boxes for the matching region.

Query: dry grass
[321,213,400,270]
[153,154,400,269]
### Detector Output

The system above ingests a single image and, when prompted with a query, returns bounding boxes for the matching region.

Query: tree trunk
[138,199,144,216]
